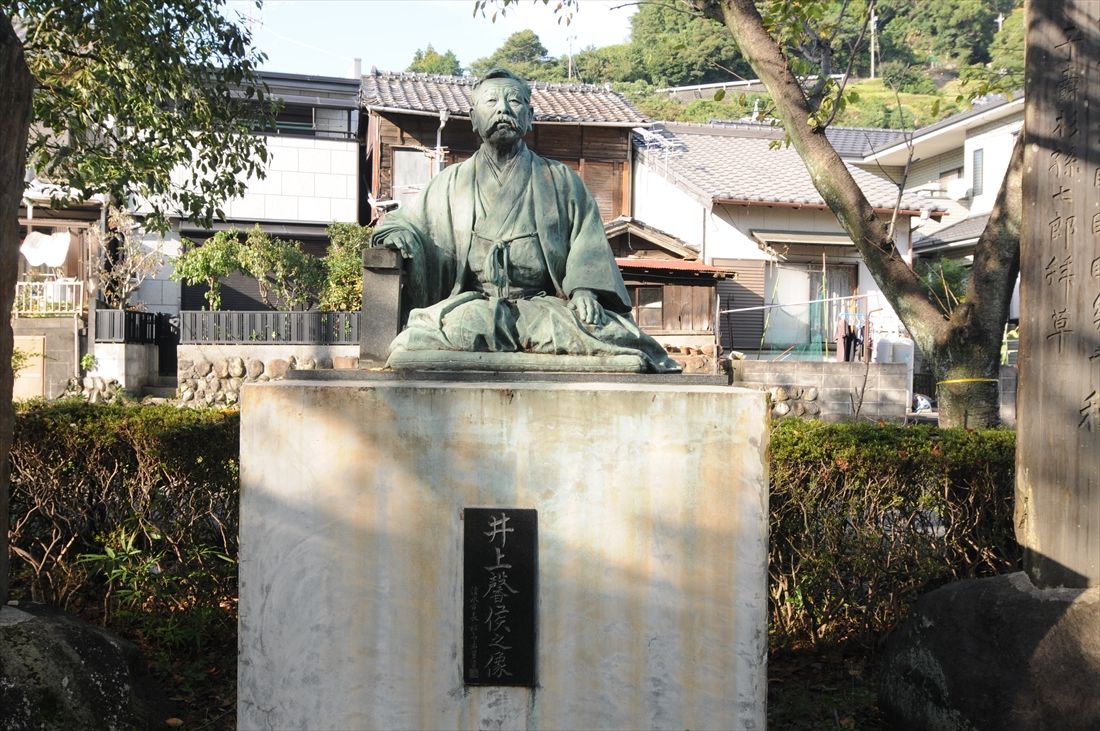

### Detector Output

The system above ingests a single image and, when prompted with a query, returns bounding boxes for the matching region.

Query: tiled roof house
[360,70,646,221]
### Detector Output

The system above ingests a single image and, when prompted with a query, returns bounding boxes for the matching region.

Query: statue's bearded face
[471,79,532,145]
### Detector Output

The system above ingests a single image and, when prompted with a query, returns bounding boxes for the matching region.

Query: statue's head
[470,68,533,145]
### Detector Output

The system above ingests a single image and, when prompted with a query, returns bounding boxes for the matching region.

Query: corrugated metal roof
[360,70,648,126]
[639,123,928,211]
[616,257,734,277]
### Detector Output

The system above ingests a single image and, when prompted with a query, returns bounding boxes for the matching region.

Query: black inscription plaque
[463,507,537,686]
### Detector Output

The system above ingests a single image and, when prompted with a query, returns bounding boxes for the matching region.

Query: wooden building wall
[622,278,716,335]
[370,112,631,222]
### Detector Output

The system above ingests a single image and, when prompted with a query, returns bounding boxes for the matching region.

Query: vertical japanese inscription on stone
[1017,0,1100,587]
[463,508,537,686]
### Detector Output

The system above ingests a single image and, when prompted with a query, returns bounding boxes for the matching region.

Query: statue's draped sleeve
[370,163,467,311]
[539,159,632,314]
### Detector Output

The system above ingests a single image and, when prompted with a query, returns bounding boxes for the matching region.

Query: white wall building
[134,70,362,316]
[632,122,931,357]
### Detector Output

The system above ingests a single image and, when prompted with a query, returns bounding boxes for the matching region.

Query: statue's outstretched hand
[570,288,607,327]
[377,231,417,259]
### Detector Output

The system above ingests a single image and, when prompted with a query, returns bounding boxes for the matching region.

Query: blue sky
[227,0,637,79]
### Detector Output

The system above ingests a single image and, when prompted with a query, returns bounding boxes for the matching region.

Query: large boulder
[879,572,1100,731]
[0,603,174,729]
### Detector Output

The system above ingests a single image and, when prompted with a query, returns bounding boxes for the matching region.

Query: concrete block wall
[13,317,81,399]
[735,360,910,422]
[223,135,357,224]
[91,342,158,393]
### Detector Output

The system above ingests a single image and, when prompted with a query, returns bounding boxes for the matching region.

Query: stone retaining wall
[176,344,359,406]
[733,360,910,422]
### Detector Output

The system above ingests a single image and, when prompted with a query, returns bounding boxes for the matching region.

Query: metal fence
[179,311,359,344]
[14,280,83,316]
[94,309,159,344]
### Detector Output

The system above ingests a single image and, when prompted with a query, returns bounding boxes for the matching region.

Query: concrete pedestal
[239,377,769,730]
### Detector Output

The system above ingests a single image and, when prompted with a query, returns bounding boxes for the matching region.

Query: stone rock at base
[773,401,791,417]
[317,357,333,369]
[804,386,819,401]
[332,355,359,370]
[267,358,290,380]
[803,401,821,416]
[0,604,173,730]
[774,386,789,402]
[176,358,193,375]
[229,378,243,392]
[194,360,213,377]
[879,572,1100,731]
[246,359,264,379]
[228,357,246,379]
[298,357,316,370]
[214,359,230,378]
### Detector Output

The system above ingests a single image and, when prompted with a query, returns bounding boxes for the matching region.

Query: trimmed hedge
[769,419,1019,650]
[7,402,1019,656]
[8,400,239,609]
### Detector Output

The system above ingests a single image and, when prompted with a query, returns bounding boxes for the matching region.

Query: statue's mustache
[490,115,518,130]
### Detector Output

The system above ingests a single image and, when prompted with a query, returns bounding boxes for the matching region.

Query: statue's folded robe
[372,148,681,373]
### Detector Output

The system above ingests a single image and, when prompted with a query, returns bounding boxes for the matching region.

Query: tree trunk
[931,138,1023,428]
[707,0,1022,428]
[0,14,34,604]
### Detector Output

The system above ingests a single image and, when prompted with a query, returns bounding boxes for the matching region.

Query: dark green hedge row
[8,400,239,608]
[769,419,1019,650]
[7,402,1019,655]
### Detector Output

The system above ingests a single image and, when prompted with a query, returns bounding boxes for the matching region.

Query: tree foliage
[320,222,372,312]
[171,224,372,312]
[9,0,277,230]
[469,29,561,80]
[87,207,166,310]
[171,230,241,311]
[628,2,751,87]
[235,226,324,310]
[877,0,1019,67]
[407,44,462,76]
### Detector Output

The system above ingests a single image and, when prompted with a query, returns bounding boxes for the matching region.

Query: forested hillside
[408,0,1023,129]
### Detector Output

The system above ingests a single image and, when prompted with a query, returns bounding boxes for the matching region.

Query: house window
[392,148,435,209]
[938,167,962,185]
[762,261,857,350]
[275,103,315,134]
[972,148,984,197]
[631,286,664,329]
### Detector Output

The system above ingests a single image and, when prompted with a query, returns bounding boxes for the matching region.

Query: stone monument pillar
[237,376,769,730]
[1017,0,1100,589]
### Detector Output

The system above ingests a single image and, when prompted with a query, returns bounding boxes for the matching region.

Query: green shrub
[768,419,1019,651]
[9,400,240,610]
[8,400,241,722]
[880,60,937,94]
[8,404,1018,707]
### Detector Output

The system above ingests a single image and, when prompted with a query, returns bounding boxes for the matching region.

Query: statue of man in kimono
[372,68,680,373]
